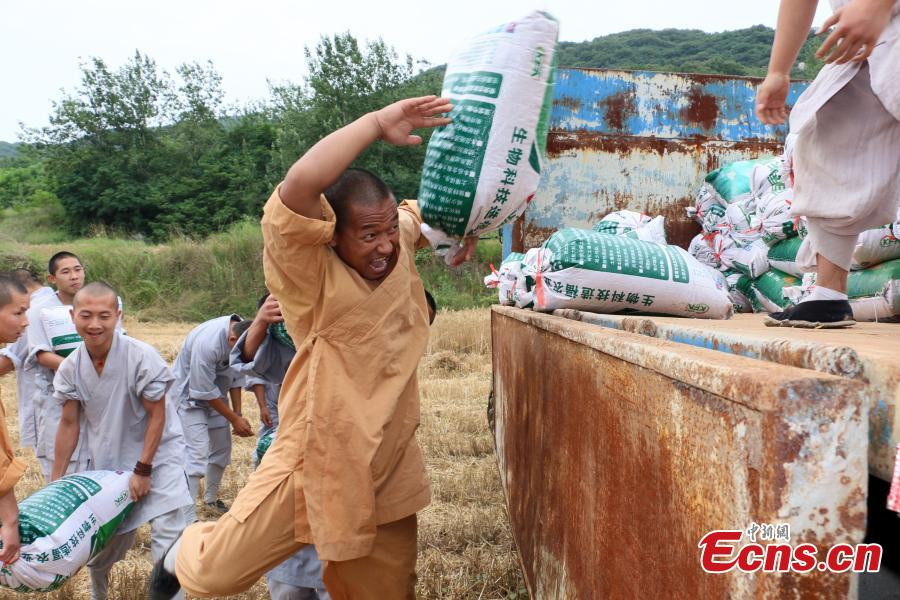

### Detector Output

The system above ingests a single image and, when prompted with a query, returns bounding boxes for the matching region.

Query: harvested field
[2,308,525,599]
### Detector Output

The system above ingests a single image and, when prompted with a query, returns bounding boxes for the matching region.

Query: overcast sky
[0,0,834,141]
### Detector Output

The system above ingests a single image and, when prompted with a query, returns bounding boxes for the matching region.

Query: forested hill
[0,142,17,158]
[556,25,823,79]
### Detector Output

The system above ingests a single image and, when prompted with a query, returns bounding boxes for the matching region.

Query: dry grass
[2,308,525,599]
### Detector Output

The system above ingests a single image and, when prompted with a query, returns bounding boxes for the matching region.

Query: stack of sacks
[593,210,667,244]
[686,151,821,313]
[516,228,733,319]
[483,251,526,306]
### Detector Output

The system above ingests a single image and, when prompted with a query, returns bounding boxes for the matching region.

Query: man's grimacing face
[331,197,401,282]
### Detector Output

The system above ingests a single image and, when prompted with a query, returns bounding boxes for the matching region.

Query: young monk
[25,252,93,478]
[756,0,899,327]
[0,268,55,451]
[150,95,473,599]
[0,274,30,567]
[170,315,253,522]
[52,282,192,600]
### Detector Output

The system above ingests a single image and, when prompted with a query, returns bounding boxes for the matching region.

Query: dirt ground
[2,308,525,599]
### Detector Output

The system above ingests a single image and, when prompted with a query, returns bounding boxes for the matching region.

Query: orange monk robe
[228,190,432,561]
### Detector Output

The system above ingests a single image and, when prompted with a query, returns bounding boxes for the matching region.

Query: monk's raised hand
[129,473,151,503]
[374,96,453,146]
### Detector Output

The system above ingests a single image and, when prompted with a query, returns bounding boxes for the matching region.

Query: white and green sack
[593,210,667,244]
[704,157,773,205]
[746,269,801,313]
[686,183,726,233]
[484,252,525,306]
[851,211,900,270]
[520,228,732,318]
[766,237,806,277]
[0,471,134,593]
[419,11,559,260]
[40,306,82,358]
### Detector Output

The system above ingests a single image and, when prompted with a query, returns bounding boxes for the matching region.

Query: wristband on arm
[134,461,153,476]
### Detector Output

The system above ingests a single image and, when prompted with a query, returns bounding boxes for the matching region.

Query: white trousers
[793,64,900,272]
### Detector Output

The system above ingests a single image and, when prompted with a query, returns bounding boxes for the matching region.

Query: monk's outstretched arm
[278,96,452,219]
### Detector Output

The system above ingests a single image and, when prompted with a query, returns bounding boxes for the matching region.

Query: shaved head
[10,268,42,292]
[0,274,28,307]
[74,281,118,308]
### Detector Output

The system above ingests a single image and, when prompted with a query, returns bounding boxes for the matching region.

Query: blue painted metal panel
[509,68,812,254]
[550,68,807,141]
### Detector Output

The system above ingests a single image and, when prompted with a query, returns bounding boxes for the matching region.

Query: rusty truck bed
[554,311,899,483]
[490,306,890,599]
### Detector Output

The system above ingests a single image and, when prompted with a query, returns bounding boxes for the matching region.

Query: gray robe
[170,315,244,429]
[53,332,192,532]
[0,286,55,447]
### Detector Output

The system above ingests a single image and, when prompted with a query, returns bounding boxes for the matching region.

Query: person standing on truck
[756,0,900,327]
[148,95,472,599]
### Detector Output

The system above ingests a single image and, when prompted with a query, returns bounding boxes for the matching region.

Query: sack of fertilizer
[750,156,787,199]
[720,238,770,279]
[757,188,800,246]
[519,228,732,318]
[785,260,900,321]
[719,198,762,244]
[418,11,559,261]
[686,183,727,233]
[747,269,801,313]
[851,210,900,270]
[723,270,754,313]
[513,248,541,308]
[688,232,726,270]
[704,158,774,205]
[0,471,134,593]
[484,252,525,306]
[39,306,82,358]
[593,210,667,244]
[767,236,806,277]
[255,430,277,465]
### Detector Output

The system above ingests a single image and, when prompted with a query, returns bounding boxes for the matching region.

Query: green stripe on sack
[51,333,82,346]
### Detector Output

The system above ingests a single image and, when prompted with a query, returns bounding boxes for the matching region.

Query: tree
[269,33,442,200]
[26,52,276,239]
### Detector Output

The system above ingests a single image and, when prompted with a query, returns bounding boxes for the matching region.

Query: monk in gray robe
[52,282,192,600]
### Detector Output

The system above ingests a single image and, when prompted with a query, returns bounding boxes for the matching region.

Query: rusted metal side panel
[491,306,868,599]
[554,310,899,483]
[515,69,811,250]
